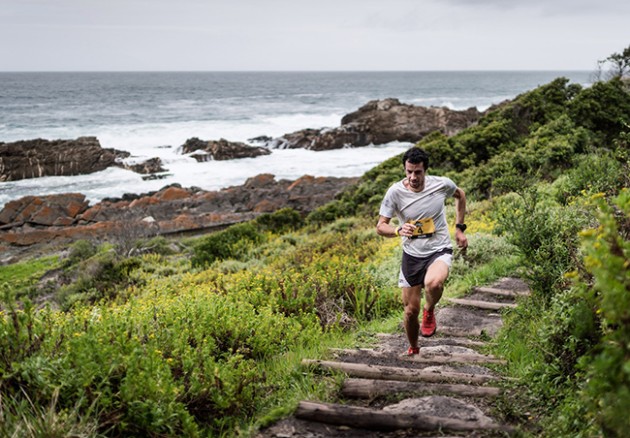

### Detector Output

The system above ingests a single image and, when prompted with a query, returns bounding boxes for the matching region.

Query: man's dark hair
[402,147,429,170]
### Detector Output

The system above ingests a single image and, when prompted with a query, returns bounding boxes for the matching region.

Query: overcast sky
[1,0,628,71]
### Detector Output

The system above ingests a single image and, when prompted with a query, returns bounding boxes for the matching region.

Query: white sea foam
[90,112,343,157]
[0,143,412,206]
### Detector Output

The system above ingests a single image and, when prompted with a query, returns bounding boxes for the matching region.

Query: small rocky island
[253,98,482,150]
[178,137,271,161]
[0,137,130,181]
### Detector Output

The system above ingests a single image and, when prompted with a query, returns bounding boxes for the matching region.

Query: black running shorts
[400,248,453,287]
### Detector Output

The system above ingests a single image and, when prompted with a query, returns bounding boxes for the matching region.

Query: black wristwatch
[456,223,467,232]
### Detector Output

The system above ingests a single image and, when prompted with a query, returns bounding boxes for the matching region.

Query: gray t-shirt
[379,175,457,257]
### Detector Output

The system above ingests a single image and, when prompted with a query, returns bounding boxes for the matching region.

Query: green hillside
[1,49,629,437]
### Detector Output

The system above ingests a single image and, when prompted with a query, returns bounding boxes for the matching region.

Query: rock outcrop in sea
[0,137,130,182]
[121,157,168,176]
[254,98,482,150]
[178,137,271,161]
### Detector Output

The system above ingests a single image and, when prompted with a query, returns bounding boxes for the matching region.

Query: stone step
[449,298,518,310]
[473,285,530,297]
[330,348,506,365]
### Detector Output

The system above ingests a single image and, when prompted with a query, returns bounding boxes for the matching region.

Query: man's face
[405,161,426,192]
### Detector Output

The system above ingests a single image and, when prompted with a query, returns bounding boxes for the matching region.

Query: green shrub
[571,190,630,436]
[490,188,591,296]
[569,77,630,143]
[306,200,348,225]
[447,117,518,169]
[233,227,400,328]
[0,276,324,437]
[130,236,179,256]
[254,207,303,234]
[65,239,98,266]
[0,298,45,374]
[504,78,581,135]
[57,251,142,309]
[426,78,579,177]
[536,286,600,380]
[191,222,264,267]
[552,151,628,204]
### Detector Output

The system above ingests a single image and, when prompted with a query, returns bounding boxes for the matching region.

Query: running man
[376,147,468,355]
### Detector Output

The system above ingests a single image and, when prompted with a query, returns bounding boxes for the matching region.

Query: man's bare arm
[453,187,466,224]
[376,216,397,237]
[453,187,468,248]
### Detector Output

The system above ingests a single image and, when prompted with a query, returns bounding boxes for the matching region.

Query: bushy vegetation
[0,214,405,437]
[1,47,629,436]
[481,51,629,435]
[575,190,630,435]
[192,208,303,267]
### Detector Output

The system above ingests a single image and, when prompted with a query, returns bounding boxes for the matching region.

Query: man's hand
[397,222,415,237]
[455,229,468,249]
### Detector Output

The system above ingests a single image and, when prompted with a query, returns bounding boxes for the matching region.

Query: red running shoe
[404,346,420,356]
[421,308,436,337]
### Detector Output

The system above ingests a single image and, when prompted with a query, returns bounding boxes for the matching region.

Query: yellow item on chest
[409,217,436,238]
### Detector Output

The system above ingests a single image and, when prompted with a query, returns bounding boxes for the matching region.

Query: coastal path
[256,277,531,437]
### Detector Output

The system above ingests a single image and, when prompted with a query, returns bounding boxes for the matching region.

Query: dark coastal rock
[116,156,172,180]
[179,137,271,161]
[0,174,357,248]
[121,157,167,175]
[261,99,482,151]
[248,135,274,145]
[340,98,482,142]
[0,137,130,181]
[141,173,172,181]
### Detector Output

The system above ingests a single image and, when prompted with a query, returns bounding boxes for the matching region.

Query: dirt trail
[255,277,530,437]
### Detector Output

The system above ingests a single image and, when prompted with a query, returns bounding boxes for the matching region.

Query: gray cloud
[0,0,628,71]
[441,0,630,16]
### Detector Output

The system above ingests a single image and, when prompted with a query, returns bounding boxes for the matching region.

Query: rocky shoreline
[0,99,486,261]
[0,174,358,262]
[0,98,483,183]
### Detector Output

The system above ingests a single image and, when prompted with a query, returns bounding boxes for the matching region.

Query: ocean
[0,71,592,207]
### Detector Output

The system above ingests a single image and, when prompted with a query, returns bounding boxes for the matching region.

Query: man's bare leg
[420,259,450,337]
[402,285,422,348]
[423,260,450,311]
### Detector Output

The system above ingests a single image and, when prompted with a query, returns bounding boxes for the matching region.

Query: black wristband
[456,223,467,232]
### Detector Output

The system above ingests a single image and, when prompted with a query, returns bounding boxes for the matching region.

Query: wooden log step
[329,348,507,365]
[448,298,517,310]
[342,378,502,399]
[295,401,513,433]
[302,359,498,384]
[473,286,530,297]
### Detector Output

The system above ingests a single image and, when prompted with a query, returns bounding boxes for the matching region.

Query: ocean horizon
[0,70,593,207]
